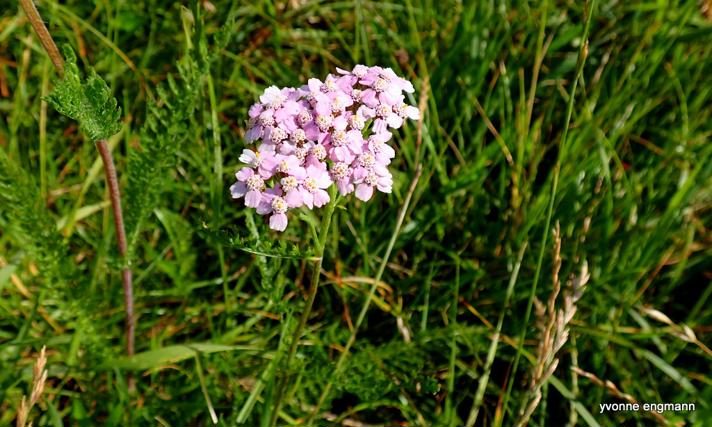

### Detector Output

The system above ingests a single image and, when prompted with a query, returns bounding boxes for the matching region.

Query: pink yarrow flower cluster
[230,65,420,231]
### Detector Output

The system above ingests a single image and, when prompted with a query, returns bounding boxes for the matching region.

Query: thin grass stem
[446,259,460,426]
[500,1,596,423]
[466,242,528,427]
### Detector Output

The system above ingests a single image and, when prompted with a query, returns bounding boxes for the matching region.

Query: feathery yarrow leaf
[125,54,201,249]
[199,224,315,260]
[0,151,73,286]
[44,45,122,141]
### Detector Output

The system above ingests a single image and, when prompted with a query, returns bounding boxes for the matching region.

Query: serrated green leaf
[44,46,121,141]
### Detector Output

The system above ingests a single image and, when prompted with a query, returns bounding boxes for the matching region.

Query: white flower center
[260,115,275,127]
[351,89,362,101]
[358,153,375,168]
[322,77,337,92]
[271,127,287,142]
[374,77,388,92]
[278,160,290,173]
[281,176,298,192]
[246,175,264,191]
[311,144,326,160]
[377,105,391,117]
[271,196,288,214]
[395,103,407,116]
[331,97,344,112]
[331,130,347,147]
[352,66,368,78]
[304,178,318,193]
[331,162,350,179]
[298,110,313,124]
[295,147,308,161]
[291,129,306,144]
[267,93,286,109]
[350,115,365,130]
[316,115,332,131]
[370,140,384,154]
[364,173,378,186]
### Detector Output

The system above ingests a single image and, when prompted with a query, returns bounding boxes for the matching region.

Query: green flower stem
[268,188,339,427]
[307,165,422,425]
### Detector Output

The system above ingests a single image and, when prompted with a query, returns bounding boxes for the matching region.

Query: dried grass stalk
[516,223,589,427]
[16,346,48,427]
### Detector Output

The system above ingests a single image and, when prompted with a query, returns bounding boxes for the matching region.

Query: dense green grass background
[1,0,711,425]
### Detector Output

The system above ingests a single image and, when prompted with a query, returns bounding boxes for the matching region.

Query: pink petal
[269,213,288,231]
[279,143,295,155]
[230,182,247,198]
[259,86,282,105]
[372,131,392,143]
[336,75,356,92]
[352,167,368,180]
[313,189,330,207]
[357,106,376,119]
[377,177,393,193]
[258,142,276,153]
[236,167,254,181]
[401,79,415,93]
[379,91,400,106]
[384,86,402,102]
[282,117,298,132]
[386,114,404,129]
[304,123,320,141]
[315,101,331,116]
[346,130,363,145]
[246,126,262,143]
[308,78,322,93]
[274,108,293,123]
[405,105,421,120]
[355,184,374,201]
[332,115,348,130]
[361,90,379,108]
[285,190,303,208]
[374,163,390,176]
[316,173,332,188]
[291,166,307,180]
[373,119,388,134]
[379,144,396,161]
[245,190,263,207]
[337,179,354,195]
[302,191,314,209]
[338,92,354,108]
[359,75,377,86]
[249,103,264,118]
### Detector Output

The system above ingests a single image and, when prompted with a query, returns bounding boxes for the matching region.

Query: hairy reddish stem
[18,0,64,75]
[19,1,135,359]
[96,140,135,357]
